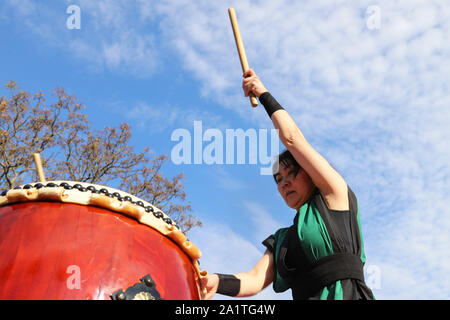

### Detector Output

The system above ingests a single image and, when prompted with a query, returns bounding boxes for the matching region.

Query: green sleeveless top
[263,186,374,300]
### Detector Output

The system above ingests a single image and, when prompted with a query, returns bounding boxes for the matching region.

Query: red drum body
[0,182,204,300]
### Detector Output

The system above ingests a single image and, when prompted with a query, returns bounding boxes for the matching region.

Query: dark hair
[272,149,301,183]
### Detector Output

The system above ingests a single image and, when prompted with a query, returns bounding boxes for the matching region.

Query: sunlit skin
[274,164,316,211]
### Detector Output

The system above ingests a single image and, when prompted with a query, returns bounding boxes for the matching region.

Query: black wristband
[216,273,241,296]
[259,92,285,118]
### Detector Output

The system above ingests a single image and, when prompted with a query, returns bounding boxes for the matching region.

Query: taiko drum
[0,181,205,300]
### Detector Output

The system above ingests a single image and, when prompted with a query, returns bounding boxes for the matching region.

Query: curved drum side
[0,202,201,300]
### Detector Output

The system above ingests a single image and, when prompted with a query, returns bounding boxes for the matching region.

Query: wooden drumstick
[33,153,46,183]
[228,8,259,107]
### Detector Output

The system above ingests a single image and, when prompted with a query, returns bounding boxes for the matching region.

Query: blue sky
[1,0,449,299]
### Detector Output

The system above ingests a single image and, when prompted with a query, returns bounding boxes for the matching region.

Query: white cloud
[155,0,450,299]
[123,101,231,134]
[242,200,284,243]
[4,0,449,299]
[5,0,36,17]
[3,0,161,77]
[125,101,181,132]
[211,167,247,191]
[190,221,263,274]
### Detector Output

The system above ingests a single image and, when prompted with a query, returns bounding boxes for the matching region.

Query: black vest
[276,187,367,300]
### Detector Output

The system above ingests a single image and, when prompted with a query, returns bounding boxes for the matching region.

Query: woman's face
[274,164,315,210]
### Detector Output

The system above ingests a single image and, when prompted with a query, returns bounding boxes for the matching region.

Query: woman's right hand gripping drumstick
[242,69,268,98]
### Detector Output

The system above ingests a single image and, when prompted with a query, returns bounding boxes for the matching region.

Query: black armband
[259,92,285,118]
[215,273,241,296]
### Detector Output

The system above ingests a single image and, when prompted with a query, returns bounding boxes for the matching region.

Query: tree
[0,81,201,234]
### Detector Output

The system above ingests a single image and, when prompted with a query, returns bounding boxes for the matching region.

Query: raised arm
[243,69,348,210]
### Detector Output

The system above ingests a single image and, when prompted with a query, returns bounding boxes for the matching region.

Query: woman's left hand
[200,273,219,300]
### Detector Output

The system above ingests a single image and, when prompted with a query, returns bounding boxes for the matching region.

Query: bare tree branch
[0,81,201,234]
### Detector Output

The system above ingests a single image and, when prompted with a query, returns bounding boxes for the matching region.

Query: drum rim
[0,181,203,271]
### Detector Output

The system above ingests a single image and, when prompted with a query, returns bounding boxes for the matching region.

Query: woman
[201,69,374,300]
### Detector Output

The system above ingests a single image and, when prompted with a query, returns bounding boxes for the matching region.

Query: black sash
[274,188,367,300]
[291,252,365,300]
